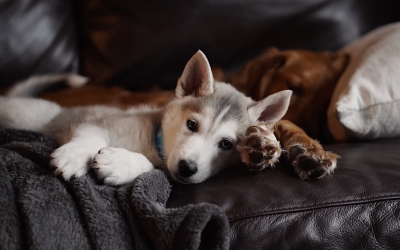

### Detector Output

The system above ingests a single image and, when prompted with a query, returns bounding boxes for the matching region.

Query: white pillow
[327,22,400,141]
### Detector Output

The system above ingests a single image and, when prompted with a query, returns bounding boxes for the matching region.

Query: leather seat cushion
[167,138,400,249]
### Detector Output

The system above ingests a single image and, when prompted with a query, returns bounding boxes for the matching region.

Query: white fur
[93,147,154,185]
[51,124,110,180]
[165,106,240,183]
[0,97,62,131]
[6,74,88,97]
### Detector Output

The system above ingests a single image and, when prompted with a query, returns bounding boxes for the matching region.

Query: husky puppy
[0,51,291,185]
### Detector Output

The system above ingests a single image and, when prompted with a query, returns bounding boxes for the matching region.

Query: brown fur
[236,120,339,180]
[41,85,175,108]
[230,48,348,179]
[228,47,349,138]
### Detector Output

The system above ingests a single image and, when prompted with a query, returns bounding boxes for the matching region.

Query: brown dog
[229,47,349,179]
[228,47,349,139]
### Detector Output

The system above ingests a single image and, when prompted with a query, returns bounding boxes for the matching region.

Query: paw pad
[237,122,282,170]
[289,145,305,158]
[308,169,325,180]
[299,156,319,171]
[288,144,340,180]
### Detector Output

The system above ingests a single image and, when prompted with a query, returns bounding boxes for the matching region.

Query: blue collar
[155,126,164,160]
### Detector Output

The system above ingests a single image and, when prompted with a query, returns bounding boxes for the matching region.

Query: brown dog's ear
[252,53,286,101]
[229,47,286,100]
[328,52,350,75]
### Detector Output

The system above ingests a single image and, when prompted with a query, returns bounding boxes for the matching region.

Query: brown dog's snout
[178,160,198,177]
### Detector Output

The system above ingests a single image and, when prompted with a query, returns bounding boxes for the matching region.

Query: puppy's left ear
[248,90,292,125]
[176,50,214,98]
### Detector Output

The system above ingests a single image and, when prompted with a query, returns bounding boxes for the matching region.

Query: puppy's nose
[178,160,198,177]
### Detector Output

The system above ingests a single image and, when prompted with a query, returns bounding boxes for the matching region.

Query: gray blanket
[0,128,229,250]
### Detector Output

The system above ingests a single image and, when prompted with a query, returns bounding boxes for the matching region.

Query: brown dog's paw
[237,123,282,171]
[287,143,339,180]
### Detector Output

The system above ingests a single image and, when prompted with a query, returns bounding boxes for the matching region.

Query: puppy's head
[162,51,291,184]
[229,47,349,138]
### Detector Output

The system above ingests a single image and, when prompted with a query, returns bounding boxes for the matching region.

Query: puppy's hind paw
[237,122,282,171]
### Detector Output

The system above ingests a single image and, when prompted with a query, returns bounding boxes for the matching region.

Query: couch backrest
[1,0,399,89]
[0,0,80,88]
[79,0,400,90]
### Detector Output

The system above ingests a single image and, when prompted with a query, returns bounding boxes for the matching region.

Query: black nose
[178,160,198,177]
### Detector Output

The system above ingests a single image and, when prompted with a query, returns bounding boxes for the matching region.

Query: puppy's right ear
[176,50,214,98]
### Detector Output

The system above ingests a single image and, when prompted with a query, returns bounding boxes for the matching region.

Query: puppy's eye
[219,139,233,150]
[187,119,197,132]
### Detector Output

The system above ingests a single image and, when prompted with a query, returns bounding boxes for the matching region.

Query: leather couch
[1,0,400,249]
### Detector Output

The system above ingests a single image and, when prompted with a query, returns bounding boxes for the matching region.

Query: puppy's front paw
[50,143,93,181]
[92,147,154,186]
[287,142,339,180]
[237,123,282,171]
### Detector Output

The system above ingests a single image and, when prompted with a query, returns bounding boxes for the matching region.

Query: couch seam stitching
[227,194,400,222]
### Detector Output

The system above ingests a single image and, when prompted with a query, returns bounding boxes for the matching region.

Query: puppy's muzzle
[178,159,198,177]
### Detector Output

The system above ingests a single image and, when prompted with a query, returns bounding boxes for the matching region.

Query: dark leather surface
[167,138,400,248]
[80,0,400,90]
[0,0,79,88]
[230,200,400,249]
